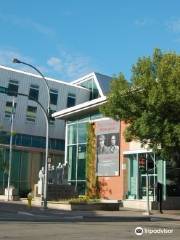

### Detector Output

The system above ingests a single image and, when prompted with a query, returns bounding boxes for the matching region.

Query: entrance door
[138,153,157,200]
[140,174,157,200]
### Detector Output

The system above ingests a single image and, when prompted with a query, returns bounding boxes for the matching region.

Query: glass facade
[126,152,166,200]
[79,78,99,100]
[0,147,63,196]
[66,113,103,194]
[0,131,65,151]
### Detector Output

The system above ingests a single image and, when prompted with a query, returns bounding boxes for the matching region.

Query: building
[0,65,90,196]
[53,73,180,209]
[0,66,179,208]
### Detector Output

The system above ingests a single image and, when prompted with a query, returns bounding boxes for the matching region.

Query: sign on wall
[95,119,120,176]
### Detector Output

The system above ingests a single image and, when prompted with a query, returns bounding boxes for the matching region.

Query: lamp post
[13,58,50,209]
[7,97,15,201]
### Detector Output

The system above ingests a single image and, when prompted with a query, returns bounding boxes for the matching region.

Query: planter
[48,202,121,211]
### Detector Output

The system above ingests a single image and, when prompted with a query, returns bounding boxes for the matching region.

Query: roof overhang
[52,96,107,120]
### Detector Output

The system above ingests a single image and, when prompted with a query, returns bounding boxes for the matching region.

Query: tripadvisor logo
[135,227,143,236]
[135,226,173,235]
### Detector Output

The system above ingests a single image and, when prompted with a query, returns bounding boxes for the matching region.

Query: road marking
[18,211,34,216]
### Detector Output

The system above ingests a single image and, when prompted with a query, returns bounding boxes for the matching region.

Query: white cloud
[0,48,94,81]
[47,57,63,72]
[0,49,32,67]
[0,48,50,75]
[47,50,93,80]
[167,18,180,33]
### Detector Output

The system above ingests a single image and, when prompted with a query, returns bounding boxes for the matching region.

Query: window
[26,106,37,122]
[5,101,17,118]
[50,89,58,105]
[49,109,56,125]
[29,84,39,101]
[8,80,19,96]
[67,124,77,145]
[80,79,99,100]
[67,93,76,108]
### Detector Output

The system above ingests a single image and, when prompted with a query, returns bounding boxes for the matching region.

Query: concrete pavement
[0,200,180,222]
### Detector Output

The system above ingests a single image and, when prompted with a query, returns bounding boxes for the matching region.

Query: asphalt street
[0,221,180,240]
[0,201,180,239]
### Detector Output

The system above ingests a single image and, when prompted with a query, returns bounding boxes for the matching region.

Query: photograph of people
[108,135,119,153]
[97,134,109,154]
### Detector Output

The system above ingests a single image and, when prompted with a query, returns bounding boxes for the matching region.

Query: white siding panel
[0,67,90,140]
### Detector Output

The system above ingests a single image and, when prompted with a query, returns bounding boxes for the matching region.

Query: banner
[95,119,120,176]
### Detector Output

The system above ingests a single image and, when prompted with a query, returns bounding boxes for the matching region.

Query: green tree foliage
[101,49,180,165]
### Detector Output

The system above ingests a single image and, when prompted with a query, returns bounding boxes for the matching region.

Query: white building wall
[0,66,90,140]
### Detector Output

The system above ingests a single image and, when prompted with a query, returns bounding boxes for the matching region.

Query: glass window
[8,80,19,96]
[29,84,39,101]
[5,101,17,118]
[90,112,103,120]
[67,124,77,145]
[67,145,77,180]
[31,136,43,148]
[80,79,99,100]
[21,134,32,147]
[56,139,65,151]
[26,106,37,122]
[50,89,58,105]
[67,93,76,108]
[77,144,86,180]
[78,122,88,143]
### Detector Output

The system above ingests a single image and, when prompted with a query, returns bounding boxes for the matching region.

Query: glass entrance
[140,174,157,200]
[127,154,138,199]
[126,152,165,200]
[138,153,157,200]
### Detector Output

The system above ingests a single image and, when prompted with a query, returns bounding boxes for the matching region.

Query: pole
[7,97,15,201]
[12,58,50,209]
[146,171,150,215]
[43,116,49,208]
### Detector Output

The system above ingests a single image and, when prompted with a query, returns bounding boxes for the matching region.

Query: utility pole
[7,97,15,201]
[13,58,50,209]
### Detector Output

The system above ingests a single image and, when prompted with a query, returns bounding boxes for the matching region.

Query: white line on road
[18,211,34,216]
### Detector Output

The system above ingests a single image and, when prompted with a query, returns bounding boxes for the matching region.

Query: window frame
[50,89,58,105]
[26,105,37,122]
[67,93,76,108]
[28,84,39,101]
[8,80,19,96]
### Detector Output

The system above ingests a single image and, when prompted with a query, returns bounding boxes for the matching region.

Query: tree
[101,49,180,165]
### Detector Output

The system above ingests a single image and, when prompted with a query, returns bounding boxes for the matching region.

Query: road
[0,201,180,239]
[0,221,180,240]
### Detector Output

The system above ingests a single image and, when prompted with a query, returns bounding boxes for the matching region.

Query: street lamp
[13,58,50,209]
[7,97,15,201]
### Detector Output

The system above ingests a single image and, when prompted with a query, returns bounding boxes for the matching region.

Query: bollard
[27,192,33,208]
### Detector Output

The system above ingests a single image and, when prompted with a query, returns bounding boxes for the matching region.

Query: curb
[0,215,151,222]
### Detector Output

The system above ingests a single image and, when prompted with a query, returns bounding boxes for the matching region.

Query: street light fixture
[13,58,50,209]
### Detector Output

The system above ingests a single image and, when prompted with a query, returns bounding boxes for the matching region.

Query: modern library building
[53,72,180,208]
[0,65,179,208]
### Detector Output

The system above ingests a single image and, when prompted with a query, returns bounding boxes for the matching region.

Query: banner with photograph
[95,119,120,176]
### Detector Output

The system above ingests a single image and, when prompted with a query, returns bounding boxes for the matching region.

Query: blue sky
[1,0,180,81]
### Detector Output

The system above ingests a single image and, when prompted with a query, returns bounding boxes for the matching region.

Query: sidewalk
[0,199,180,222]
